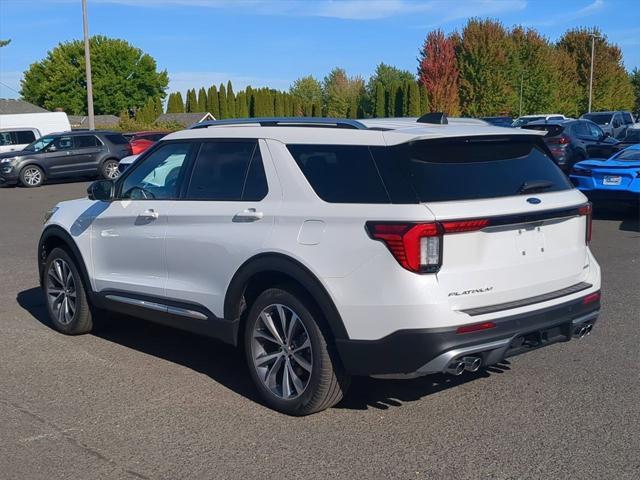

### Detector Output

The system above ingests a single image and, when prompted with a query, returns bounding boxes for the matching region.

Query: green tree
[557,27,635,113]
[274,91,284,116]
[407,81,421,116]
[420,84,429,114]
[21,35,168,114]
[456,19,516,116]
[323,68,364,118]
[374,82,385,117]
[185,88,198,113]
[170,92,185,113]
[0,39,10,47]
[197,87,207,112]
[207,85,220,118]
[226,80,236,118]
[218,83,228,119]
[386,82,398,117]
[631,68,640,113]
[236,91,249,117]
[366,63,414,116]
[290,75,323,116]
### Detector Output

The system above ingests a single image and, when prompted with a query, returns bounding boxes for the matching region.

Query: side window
[185,141,266,201]
[287,144,390,203]
[622,112,634,125]
[0,131,15,146]
[15,130,36,144]
[51,136,73,151]
[120,142,191,200]
[573,122,590,137]
[588,122,604,138]
[74,135,99,148]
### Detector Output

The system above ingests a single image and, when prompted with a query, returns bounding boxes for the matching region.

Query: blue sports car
[570,144,640,205]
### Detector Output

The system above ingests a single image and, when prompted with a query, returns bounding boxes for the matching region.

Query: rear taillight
[571,168,592,177]
[456,321,496,334]
[582,291,601,305]
[548,135,570,145]
[578,203,592,245]
[366,219,488,273]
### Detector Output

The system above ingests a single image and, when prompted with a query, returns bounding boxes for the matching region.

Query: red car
[125,131,169,155]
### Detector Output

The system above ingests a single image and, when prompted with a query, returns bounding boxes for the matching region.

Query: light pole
[82,0,95,130]
[588,33,601,113]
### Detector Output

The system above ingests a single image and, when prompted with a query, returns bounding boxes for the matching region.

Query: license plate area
[603,175,622,186]
[514,223,546,258]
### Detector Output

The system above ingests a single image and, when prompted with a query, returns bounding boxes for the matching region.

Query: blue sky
[0,0,638,99]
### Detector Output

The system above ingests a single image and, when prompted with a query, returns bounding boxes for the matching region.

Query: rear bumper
[335,294,600,376]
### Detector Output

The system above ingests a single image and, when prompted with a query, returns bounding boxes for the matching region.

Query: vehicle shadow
[17,286,507,412]
[592,204,640,233]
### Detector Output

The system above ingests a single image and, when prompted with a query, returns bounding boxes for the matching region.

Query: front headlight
[0,157,16,164]
[43,206,59,224]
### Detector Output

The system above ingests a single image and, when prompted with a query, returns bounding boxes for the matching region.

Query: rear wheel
[244,288,350,415]
[19,165,44,187]
[101,159,120,180]
[44,248,94,335]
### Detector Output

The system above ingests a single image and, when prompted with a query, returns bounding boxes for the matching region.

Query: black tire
[244,287,350,416]
[19,165,45,187]
[100,159,120,180]
[43,247,94,335]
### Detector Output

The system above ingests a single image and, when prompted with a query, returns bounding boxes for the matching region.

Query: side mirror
[604,131,611,138]
[87,180,114,201]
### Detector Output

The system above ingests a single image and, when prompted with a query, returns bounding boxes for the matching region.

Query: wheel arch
[224,253,349,344]
[38,226,92,295]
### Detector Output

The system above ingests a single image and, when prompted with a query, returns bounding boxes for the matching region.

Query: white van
[0,112,71,153]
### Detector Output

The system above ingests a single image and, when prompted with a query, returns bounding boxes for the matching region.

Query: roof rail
[417,112,448,125]
[189,117,367,130]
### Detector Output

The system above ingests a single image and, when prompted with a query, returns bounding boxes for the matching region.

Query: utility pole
[82,0,95,130]
[588,33,600,113]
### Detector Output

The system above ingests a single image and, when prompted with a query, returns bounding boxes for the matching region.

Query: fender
[224,253,349,341]
[38,225,93,296]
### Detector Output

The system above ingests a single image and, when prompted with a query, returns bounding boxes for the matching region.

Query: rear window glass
[582,113,612,125]
[105,134,129,145]
[376,137,572,202]
[287,145,389,203]
[623,129,640,142]
[74,135,100,148]
[15,130,36,144]
[614,149,640,161]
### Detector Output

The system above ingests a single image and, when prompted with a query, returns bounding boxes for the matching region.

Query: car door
[72,134,105,173]
[584,122,611,158]
[91,141,194,297]
[164,139,280,319]
[42,135,81,177]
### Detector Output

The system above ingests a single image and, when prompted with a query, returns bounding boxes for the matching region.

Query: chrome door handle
[140,209,159,220]
[233,208,263,223]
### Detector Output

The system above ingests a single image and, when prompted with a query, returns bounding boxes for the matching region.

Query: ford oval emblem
[526,197,542,205]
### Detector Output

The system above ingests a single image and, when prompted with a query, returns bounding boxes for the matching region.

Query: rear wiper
[518,180,554,194]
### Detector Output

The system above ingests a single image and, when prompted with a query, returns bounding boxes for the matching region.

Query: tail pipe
[574,323,594,339]
[461,356,482,372]
[445,361,465,376]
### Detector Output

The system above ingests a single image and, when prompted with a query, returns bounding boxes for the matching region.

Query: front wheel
[101,159,120,180]
[244,288,350,415]
[19,165,44,187]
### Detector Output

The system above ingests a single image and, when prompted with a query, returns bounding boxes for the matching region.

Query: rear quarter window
[287,144,390,203]
[105,134,129,145]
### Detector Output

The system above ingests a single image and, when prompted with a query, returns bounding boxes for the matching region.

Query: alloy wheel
[251,304,313,400]
[46,258,77,325]
[104,161,120,179]
[23,167,42,186]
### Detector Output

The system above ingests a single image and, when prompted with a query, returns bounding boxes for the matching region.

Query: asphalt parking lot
[0,181,638,480]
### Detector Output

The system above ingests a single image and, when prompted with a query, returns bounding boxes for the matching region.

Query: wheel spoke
[265,355,284,390]
[286,313,300,343]
[57,298,65,323]
[291,352,312,373]
[255,351,282,367]
[282,358,293,398]
[253,329,280,345]
[54,261,64,286]
[292,338,310,354]
[276,304,288,342]
[260,312,283,345]
[286,360,305,395]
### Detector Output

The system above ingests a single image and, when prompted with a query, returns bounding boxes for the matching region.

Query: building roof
[68,115,120,128]
[0,99,48,114]
[155,112,215,127]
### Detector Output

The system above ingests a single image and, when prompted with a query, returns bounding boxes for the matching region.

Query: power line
[0,80,21,96]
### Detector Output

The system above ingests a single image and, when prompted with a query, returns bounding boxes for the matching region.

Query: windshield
[512,117,543,128]
[614,149,640,162]
[582,113,612,125]
[24,135,55,152]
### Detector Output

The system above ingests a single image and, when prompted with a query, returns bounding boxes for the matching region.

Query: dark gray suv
[0,131,132,187]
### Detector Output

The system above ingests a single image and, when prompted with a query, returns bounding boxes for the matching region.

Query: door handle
[139,209,159,220]
[233,208,263,223]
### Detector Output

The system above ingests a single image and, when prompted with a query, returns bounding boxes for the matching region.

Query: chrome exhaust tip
[584,324,593,336]
[445,361,465,376]
[461,356,482,372]
[574,325,590,338]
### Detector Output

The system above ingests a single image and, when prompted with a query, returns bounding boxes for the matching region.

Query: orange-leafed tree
[418,30,460,115]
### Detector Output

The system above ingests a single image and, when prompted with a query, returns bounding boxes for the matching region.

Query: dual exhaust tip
[445,356,481,376]
[574,323,593,339]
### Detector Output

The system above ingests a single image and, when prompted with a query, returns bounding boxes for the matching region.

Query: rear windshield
[287,137,572,204]
[614,149,640,161]
[105,134,129,145]
[623,129,640,142]
[582,113,612,125]
[521,124,564,137]
[512,116,543,127]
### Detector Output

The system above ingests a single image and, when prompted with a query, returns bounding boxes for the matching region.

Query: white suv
[38,115,601,415]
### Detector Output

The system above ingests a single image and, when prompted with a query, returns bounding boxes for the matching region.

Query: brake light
[456,321,496,334]
[548,135,570,145]
[578,203,593,244]
[366,219,489,273]
[571,168,592,177]
[582,291,601,305]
